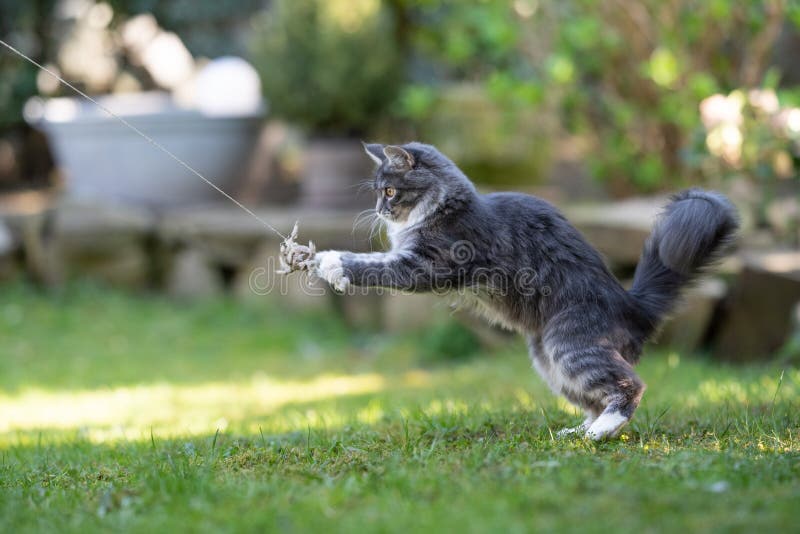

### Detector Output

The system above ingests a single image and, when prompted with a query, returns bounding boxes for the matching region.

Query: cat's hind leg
[528,335,603,437]
[555,407,600,438]
[542,333,645,441]
[584,374,645,440]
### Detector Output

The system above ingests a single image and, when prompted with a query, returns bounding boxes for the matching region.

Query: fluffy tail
[629,189,739,335]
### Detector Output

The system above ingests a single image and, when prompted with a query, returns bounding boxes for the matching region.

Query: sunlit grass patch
[0,284,798,532]
[0,373,388,440]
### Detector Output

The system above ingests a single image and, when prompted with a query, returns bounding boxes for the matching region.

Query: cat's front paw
[315,251,350,293]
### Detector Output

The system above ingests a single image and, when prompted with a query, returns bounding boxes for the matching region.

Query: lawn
[0,283,798,533]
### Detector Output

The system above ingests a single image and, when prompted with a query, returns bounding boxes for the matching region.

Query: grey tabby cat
[307,142,738,440]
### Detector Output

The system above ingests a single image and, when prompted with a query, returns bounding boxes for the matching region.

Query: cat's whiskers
[353,178,377,196]
[368,215,388,251]
[352,209,376,234]
[354,210,384,252]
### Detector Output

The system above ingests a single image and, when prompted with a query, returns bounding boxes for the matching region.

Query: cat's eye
[384,187,397,198]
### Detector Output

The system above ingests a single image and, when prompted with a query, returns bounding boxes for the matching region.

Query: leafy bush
[394,0,800,194]
[250,0,404,136]
[388,1,554,185]
[4,0,799,195]
[691,87,800,239]
[547,0,796,194]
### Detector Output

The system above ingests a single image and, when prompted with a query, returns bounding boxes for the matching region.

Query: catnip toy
[277,222,317,274]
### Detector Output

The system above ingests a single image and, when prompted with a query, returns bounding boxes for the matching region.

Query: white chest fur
[454,290,518,332]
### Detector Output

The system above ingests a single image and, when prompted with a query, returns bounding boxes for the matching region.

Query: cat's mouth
[376,209,397,223]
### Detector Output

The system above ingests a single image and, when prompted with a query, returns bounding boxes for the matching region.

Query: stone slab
[53,199,155,287]
[166,248,224,299]
[655,277,727,352]
[713,251,800,361]
[563,197,663,266]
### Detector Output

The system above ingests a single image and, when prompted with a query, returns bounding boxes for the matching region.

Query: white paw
[315,251,350,293]
[556,418,593,438]
[556,426,582,438]
[585,412,628,441]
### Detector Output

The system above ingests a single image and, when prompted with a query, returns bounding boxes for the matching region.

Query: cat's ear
[362,142,385,166]
[383,145,415,172]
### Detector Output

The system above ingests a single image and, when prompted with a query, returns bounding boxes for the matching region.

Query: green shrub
[250,0,404,136]
[547,0,796,194]
[394,0,800,194]
[689,86,800,240]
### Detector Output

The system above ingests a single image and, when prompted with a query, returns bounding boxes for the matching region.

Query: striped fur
[315,143,739,440]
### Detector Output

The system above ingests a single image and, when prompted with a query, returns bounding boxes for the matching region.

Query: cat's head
[362,142,474,227]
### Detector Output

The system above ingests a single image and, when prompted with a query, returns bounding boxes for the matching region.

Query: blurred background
[1,0,800,365]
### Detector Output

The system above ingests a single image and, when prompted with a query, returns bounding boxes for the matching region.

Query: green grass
[0,283,798,533]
